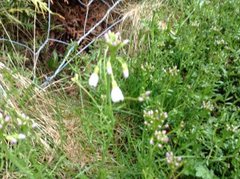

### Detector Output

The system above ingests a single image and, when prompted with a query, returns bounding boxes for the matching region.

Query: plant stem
[103,48,115,142]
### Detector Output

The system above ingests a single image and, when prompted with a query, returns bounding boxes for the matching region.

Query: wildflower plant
[86,30,129,104]
[144,109,170,148]
[0,108,37,145]
[72,30,130,141]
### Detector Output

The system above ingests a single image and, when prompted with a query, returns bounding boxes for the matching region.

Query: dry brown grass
[1,60,105,170]
[119,0,164,52]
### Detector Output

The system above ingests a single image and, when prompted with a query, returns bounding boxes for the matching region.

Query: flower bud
[122,62,129,79]
[111,80,124,103]
[106,60,113,75]
[89,66,99,88]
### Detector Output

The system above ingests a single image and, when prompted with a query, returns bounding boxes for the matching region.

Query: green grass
[0,0,240,178]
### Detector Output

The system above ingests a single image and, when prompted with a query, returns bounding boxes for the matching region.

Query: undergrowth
[0,0,240,178]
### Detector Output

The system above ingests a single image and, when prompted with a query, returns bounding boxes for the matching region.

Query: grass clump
[122,0,240,178]
[0,0,240,178]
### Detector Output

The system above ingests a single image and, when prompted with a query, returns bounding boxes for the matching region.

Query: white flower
[150,138,154,145]
[107,60,112,75]
[163,112,168,119]
[104,30,129,48]
[18,133,26,140]
[104,31,111,43]
[17,118,22,126]
[89,66,99,88]
[145,91,151,96]
[10,138,17,144]
[104,30,121,46]
[5,115,10,122]
[123,39,129,45]
[111,86,124,103]
[202,101,214,111]
[123,69,129,79]
[6,136,17,144]
[138,97,144,102]
[32,122,38,128]
[111,80,124,103]
[89,73,99,87]
[122,62,129,79]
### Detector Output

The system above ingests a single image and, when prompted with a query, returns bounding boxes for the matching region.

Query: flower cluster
[226,123,239,133]
[104,30,129,50]
[141,62,155,72]
[0,110,37,144]
[166,151,182,167]
[144,109,170,148]
[88,31,129,103]
[201,101,214,111]
[163,66,179,76]
[144,109,168,125]
[149,124,170,148]
[138,91,151,102]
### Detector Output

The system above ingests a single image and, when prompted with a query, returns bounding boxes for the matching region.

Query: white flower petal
[145,90,151,96]
[32,122,38,128]
[10,138,17,144]
[89,73,99,87]
[138,97,144,102]
[123,39,129,45]
[122,62,129,79]
[107,61,112,75]
[123,69,129,79]
[18,133,26,140]
[5,115,10,122]
[111,86,124,103]
[150,138,154,145]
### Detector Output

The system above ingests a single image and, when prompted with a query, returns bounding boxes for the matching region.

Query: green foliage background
[0,0,240,178]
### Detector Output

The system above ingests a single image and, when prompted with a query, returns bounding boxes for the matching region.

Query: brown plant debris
[50,0,119,52]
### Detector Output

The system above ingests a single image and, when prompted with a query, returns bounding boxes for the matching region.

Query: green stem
[103,48,114,140]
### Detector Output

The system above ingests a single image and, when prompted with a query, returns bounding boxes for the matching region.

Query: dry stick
[41,0,123,87]
[83,0,94,34]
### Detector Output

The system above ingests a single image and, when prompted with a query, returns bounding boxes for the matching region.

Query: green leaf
[196,165,216,179]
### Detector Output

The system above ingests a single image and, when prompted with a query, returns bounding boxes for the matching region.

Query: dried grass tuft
[119,0,164,52]
[0,62,60,151]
